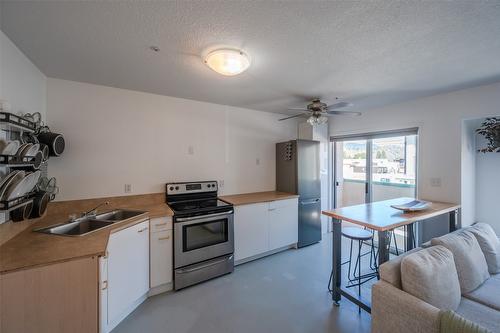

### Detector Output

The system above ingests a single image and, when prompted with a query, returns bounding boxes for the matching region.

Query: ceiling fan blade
[287,107,309,111]
[278,113,309,121]
[326,110,362,116]
[327,101,352,110]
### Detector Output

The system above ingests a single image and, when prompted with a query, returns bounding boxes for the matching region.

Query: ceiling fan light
[307,116,316,126]
[203,48,250,76]
[307,114,328,126]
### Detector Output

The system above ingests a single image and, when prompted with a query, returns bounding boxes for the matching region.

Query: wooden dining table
[322,197,460,313]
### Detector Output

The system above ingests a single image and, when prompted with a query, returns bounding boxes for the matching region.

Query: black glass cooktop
[168,198,232,214]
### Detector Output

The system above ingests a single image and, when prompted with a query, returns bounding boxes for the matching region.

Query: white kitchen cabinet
[268,198,299,250]
[100,220,150,333]
[150,216,172,233]
[234,198,298,263]
[234,202,269,261]
[150,229,173,288]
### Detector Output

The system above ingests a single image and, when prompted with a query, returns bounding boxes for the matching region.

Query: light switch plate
[430,178,441,187]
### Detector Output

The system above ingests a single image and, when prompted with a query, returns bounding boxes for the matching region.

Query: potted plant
[476,117,500,153]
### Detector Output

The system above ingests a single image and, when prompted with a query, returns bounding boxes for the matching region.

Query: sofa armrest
[372,281,441,333]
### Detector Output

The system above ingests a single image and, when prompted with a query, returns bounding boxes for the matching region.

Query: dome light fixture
[203,48,250,76]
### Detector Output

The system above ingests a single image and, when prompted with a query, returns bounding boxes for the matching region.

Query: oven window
[183,219,228,252]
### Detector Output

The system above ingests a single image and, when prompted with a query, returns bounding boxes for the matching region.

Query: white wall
[329,82,500,210]
[0,30,46,119]
[475,130,500,235]
[0,30,47,224]
[461,119,478,227]
[47,78,298,201]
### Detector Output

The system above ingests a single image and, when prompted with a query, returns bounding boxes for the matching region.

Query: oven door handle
[175,210,234,222]
[176,255,234,274]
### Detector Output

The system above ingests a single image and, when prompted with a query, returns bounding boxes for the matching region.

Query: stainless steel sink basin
[35,219,114,236]
[34,209,146,237]
[95,209,145,221]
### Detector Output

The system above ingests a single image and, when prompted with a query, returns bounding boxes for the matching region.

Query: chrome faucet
[82,201,110,218]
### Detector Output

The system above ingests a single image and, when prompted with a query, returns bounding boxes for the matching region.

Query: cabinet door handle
[158,235,170,240]
[102,280,108,290]
[138,227,148,233]
[268,208,276,211]
[154,223,167,227]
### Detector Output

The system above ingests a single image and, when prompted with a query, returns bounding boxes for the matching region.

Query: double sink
[34,209,146,237]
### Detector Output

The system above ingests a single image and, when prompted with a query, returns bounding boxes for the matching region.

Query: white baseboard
[235,244,297,266]
[148,282,173,296]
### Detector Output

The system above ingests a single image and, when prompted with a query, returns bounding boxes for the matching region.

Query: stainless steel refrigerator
[276,139,321,247]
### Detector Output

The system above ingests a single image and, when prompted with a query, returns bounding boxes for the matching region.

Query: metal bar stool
[328,227,378,313]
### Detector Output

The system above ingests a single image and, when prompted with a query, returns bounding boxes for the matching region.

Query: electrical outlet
[430,178,441,187]
[124,184,132,193]
[256,158,260,165]
[188,146,194,155]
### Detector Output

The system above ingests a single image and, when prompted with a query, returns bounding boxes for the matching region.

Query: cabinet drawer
[268,198,298,210]
[150,217,172,232]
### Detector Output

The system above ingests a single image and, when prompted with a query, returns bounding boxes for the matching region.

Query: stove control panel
[166,181,218,195]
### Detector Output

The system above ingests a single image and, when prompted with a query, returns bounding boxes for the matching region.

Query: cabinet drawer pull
[154,223,167,227]
[102,280,108,290]
[158,236,170,240]
[138,227,148,233]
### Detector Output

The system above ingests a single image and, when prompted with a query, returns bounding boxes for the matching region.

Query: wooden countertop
[322,197,460,232]
[220,191,299,206]
[0,193,173,275]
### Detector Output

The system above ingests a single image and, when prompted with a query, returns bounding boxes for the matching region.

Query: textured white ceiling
[2,1,500,114]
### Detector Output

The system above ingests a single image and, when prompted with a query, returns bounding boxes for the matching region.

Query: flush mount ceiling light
[203,48,250,76]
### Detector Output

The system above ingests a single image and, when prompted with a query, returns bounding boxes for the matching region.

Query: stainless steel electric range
[166,181,234,290]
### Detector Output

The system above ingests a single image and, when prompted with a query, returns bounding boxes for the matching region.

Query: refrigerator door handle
[300,199,320,205]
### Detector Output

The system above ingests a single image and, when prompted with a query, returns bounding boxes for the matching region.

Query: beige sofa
[372,223,500,333]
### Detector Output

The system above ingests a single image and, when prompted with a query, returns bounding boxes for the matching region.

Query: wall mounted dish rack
[0,111,44,222]
[0,154,43,168]
[0,112,36,133]
[0,192,36,211]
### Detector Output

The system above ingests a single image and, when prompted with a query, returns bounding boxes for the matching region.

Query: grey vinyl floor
[112,233,373,333]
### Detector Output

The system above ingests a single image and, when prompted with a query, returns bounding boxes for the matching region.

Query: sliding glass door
[333,130,418,207]
[332,129,418,249]
[334,139,369,208]
[370,135,417,202]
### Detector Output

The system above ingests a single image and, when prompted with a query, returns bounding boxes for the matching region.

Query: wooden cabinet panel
[150,229,173,288]
[269,198,299,250]
[0,257,99,333]
[234,203,269,261]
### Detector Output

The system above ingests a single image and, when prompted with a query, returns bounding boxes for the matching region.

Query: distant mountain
[343,142,404,161]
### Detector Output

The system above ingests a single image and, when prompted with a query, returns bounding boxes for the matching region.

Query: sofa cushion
[468,223,500,274]
[456,297,500,333]
[379,247,422,289]
[401,246,461,310]
[463,277,500,311]
[439,309,492,333]
[431,230,490,293]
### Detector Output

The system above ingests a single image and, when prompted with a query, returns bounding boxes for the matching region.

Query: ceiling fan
[279,98,361,125]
